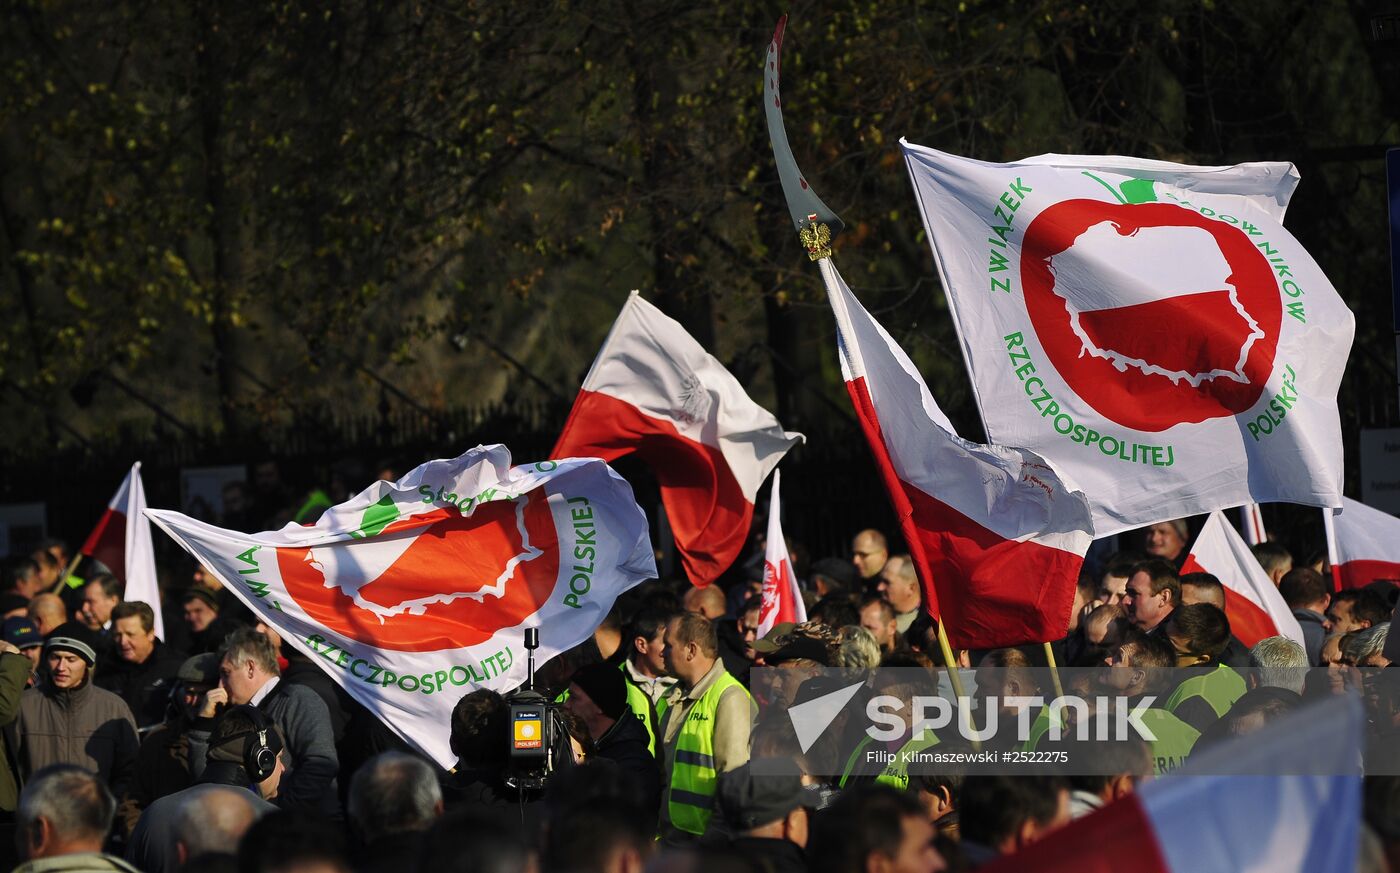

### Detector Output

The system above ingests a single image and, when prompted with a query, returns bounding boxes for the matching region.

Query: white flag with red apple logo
[756,469,804,637]
[902,143,1354,534]
[146,445,655,768]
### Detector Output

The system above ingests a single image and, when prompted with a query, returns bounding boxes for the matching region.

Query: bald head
[175,787,262,863]
[851,529,889,580]
[27,594,66,636]
[683,585,726,621]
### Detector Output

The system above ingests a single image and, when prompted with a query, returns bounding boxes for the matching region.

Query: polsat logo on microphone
[1015,173,1284,434]
[275,490,561,653]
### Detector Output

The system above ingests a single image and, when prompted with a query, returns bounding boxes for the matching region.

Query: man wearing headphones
[126,705,281,873]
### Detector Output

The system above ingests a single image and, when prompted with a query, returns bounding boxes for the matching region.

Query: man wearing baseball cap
[714,760,811,873]
[13,621,139,797]
[2,617,43,685]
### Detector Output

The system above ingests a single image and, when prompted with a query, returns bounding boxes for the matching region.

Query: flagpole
[933,619,982,751]
[51,554,81,595]
[1042,641,1066,699]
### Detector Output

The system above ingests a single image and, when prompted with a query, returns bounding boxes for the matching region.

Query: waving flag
[821,258,1094,649]
[552,291,801,587]
[147,446,655,768]
[755,470,805,637]
[902,143,1354,535]
[81,462,164,639]
[1181,510,1304,648]
[981,695,1363,873]
[1324,496,1400,590]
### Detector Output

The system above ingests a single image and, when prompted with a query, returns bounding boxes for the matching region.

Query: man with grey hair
[349,751,444,873]
[189,627,339,817]
[1247,636,1309,695]
[13,764,137,872]
[1341,624,1392,668]
[172,788,262,870]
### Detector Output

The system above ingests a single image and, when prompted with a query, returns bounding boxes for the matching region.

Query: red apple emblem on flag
[275,488,560,652]
[1021,193,1280,432]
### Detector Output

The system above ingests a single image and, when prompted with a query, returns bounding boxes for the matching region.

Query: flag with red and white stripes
[820,258,1094,649]
[552,292,802,587]
[1325,496,1400,590]
[756,470,805,637]
[80,462,164,639]
[1181,509,1303,648]
[1240,502,1267,546]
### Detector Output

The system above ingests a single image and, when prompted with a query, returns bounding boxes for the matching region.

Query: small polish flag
[819,258,1094,650]
[979,695,1364,873]
[1324,497,1400,591]
[552,292,802,587]
[1181,510,1304,649]
[81,462,165,639]
[756,470,805,638]
[1240,502,1267,547]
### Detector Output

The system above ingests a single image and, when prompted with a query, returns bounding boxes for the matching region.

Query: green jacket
[0,652,32,811]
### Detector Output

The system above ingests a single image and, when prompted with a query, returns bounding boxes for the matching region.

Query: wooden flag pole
[935,619,981,751]
[52,554,82,596]
[1043,641,1066,699]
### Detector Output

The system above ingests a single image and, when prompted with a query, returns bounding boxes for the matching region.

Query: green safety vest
[1141,708,1200,774]
[874,729,941,791]
[1164,663,1246,720]
[667,670,749,835]
[838,735,876,789]
[1021,705,1197,775]
[619,662,661,757]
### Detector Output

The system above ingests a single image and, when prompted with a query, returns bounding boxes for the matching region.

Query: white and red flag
[1324,496,1400,590]
[901,142,1354,534]
[81,462,164,639]
[1180,510,1303,648]
[1240,503,1268,547]
[755,469,805,637]
[551,291,802,587]
[146,445,655,768]
[981,695,1363,873]
[820,258,1094,650]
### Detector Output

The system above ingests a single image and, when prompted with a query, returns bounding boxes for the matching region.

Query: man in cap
[14,622,139,796]
[124,653,223,821]
[752,623,836,709]
[97,601,186,730]
[3,617,43,684]
[659,611,751,842]
[127,707,281,873]
[715,760,810,873]
[565,661,662,830]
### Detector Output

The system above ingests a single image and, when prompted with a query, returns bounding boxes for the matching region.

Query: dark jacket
[595,711,662,832]
[1292,608,1327,666]
[126,783,276,873]
[354,831,426,873]
[189,679,340,818]
[716,620,755,686]
[95,642,186,729]
[14,678,140,798]
[0,653,32,811]
[726,837,806,873]
[282,650,353,744]
[440,766,547,844]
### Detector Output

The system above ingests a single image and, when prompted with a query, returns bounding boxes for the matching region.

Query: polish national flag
[1324,496,1400,590]
[1240,502,1267,546]
[81,462,165,639]
[1180,510,1304,648]
[819,258,1094,650]
[755,470,805,638]
[552,292,802,587]
[980,695,1363,873]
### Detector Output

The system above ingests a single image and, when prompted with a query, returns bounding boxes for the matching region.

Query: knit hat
[716,760,806,830]
[569,661,629,721]
[181,587,220,611]
[45,621,98,666]
[177,653,221,686]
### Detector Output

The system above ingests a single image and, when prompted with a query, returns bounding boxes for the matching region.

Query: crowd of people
[0,513,1397,873]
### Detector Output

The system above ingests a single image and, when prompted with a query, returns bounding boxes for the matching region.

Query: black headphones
[212,704,284,783]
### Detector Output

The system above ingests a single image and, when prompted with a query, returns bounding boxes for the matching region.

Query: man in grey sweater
[187,628,340,817]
